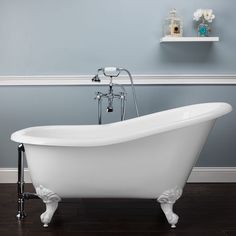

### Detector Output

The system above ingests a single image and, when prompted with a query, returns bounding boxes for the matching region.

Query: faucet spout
[106,84,114,112]
[106,106,113,112]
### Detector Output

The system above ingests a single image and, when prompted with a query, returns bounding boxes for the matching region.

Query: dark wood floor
[0,184,236,236]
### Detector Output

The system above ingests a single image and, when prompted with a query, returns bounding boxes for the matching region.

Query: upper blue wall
[0,0,235,75]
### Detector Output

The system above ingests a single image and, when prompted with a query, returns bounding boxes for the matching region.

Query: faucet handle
[94,92,102,100]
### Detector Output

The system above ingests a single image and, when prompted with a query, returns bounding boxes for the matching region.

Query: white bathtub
[11,102,232,228]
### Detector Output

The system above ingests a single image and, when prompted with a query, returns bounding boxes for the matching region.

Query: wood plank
[0,184,235,235]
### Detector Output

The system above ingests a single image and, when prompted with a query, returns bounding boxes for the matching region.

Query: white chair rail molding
[0,74,236,85]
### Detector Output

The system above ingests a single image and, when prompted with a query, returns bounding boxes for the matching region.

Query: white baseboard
[187,167,236,183]
[0,168,32,183]
[0,167,236,183]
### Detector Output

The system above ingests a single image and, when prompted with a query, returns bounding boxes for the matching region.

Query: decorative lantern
[163,9,183,37]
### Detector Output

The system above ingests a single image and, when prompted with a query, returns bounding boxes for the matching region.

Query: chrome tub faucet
[92,67,139,124]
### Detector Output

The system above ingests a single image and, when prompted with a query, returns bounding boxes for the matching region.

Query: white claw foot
[157,187,182,228]
[36,185,61,227]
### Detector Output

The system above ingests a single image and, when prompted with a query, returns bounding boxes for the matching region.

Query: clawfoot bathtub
[11,102,232,228]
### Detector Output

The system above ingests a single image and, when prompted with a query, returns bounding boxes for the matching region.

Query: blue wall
[0,1,236,167]
[0,0,235,75]
[0,85,235,167]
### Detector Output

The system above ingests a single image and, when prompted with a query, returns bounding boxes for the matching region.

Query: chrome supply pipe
[17,144,26,219]
[16,144,40,221]
[95,92,103,125]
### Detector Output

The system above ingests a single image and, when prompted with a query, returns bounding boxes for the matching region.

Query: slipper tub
[11,102,232,228]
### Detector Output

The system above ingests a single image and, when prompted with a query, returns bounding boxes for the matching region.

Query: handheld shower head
[92,67,120,83]
[92,74,101,82]
[103,67,120,77]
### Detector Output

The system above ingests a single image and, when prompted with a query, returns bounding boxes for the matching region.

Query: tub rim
[10,102,232,147]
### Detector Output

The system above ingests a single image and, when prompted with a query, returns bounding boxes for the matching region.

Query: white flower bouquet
[193,9,215,23]
[193,9,215,36]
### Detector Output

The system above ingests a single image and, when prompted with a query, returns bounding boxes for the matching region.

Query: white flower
[193,9,215,22]
[193,9,204,21]
[203,9,215,23]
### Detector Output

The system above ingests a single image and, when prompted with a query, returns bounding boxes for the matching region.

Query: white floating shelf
[160,36,219,43]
